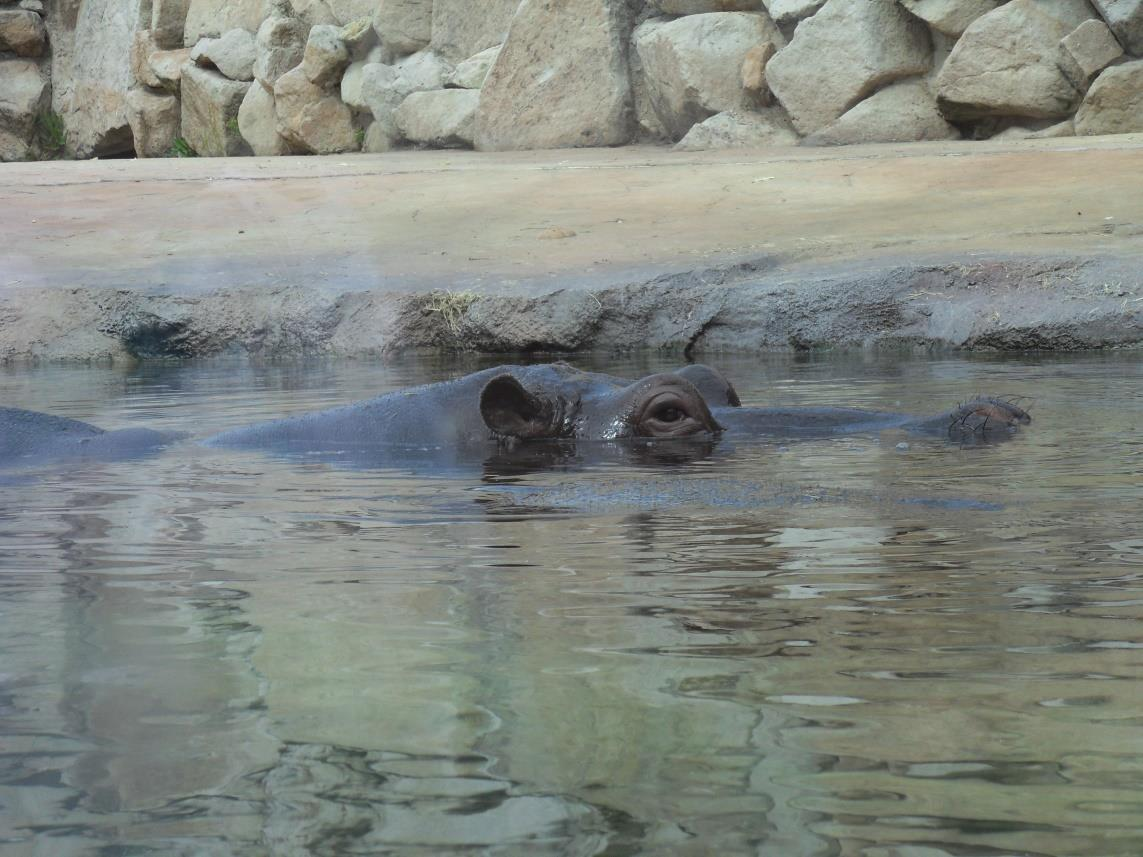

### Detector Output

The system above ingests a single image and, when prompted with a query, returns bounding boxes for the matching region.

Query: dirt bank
[2,138,1142,360]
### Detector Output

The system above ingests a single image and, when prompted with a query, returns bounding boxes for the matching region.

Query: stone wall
[2,0,1142,161]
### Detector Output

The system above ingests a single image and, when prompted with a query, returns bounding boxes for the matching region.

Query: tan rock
[181,62,252,156]
[430,0,518,62]
[899,0,1003,37]
[151,0,190,48]
[761,0,825,27]
[303,24,350,87]
[936,0,1094,120]
[1059,19,1124,91]
[373,0,433,56]
[238,81,292,154]
[446,45,500,90]
[1091,0,1143,56]
[183,0,263,47]
[804,79,960,146]
[254,16,307,91]
[362,118,397,151]
[674,108,799,151]
[65,0,137,157]
[131,29,163,89]
[395,88,479,147]
[0,58,48,161]
[651,0,761,11]
[766,0,932,135]
[149,47,193,91]
[125,88,179,157]
[198,28,257,81]
[634,12,784,141]
[1075,60,1143,135]
[273,64,359,153]
[741,42,777,107]
[475,0,635,151]
[0,9,46,57]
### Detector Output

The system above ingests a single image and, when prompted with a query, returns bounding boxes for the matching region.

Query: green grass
[35,111,67,158]
[166,137,198,158]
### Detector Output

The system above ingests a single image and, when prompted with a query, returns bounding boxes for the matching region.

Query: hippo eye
[655,406,684,423]
[635,392,713,438]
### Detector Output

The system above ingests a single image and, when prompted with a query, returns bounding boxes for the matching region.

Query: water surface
[1,353,1142,856]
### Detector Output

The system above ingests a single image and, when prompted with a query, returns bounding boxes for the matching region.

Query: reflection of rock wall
[3,0,1143,160]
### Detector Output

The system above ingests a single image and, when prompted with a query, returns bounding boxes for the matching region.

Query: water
[1,353,1142,857]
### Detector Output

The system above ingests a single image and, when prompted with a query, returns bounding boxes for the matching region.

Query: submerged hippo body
[0,364,1030,469]
[0,406,179,466]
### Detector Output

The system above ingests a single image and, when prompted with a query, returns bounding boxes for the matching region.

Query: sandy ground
[3,135,1143,297]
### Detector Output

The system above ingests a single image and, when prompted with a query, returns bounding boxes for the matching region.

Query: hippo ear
[480,375,555,440]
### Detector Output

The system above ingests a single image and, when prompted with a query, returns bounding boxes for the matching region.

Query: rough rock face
[634,12,785,141]
[64,0,137,157]
[430,0,518,62]
[302,24,350,87]
[674,108,799,150]
[805,80,960,145]
[183,0,264,47]
[766,0,932,135]
[325,0,378,27]
[476,0,635,151]
[150,0,190,48]
[0,9,47,57]
[0,59,48,161]
[196,28,257,81]
[254,16,306,91]
[274,65,358,153]
[650,0,761,12]
[125,88,179,157]
[936,0,1096,120]
[238,80,291,154]
[898,0,1004,37]
[446,45,500,89]
[1091,0,1143,55]
[181,63,252,156]
[149,47,192,90]
[131,29,162,89]
[1059,19,1125,90]
[373,0,433,56]
[761,0,826,28]
[1075,59,1143,134]
[395,89,479,146]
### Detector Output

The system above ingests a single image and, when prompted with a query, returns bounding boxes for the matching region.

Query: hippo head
[478,367,724,443]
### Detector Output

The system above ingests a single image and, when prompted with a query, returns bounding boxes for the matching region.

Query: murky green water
[1,353,1142,857]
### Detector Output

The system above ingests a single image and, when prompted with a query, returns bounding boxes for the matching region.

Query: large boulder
[150,0,190,48]
[254,15,307,91]
[935,0,1096,120]
[0,59,48,161]
[125,88,179,157]
[446,45,500,89]
[131,29,164,88]
[273,64,359,153]
[766,0,932,135]
[650,0,761,12]
[1091,0,1143,55]
[357,50,453,127]
[238,80,292,154]
[395,88,479,146]
[1075,59,1143,134]
[673,108,799,151]
[302,24,350,87]
[341,46,385,108]
[0,9,47,57]
[898,0,1004,37]
[325,0,378,26]
[430,0,518,62]
[196,28,257,81]
[804,79,960,145]
[181,62,252,156]
[149,47,193,91]
[373,0,433,56]
[64,0,138,157]
[633,12,785,141]
[761,0,825,28]
[183,0,263,47]
[1059,19,1125,90]
[475,0,635,151]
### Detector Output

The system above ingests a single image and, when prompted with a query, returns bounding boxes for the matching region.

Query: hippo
[0,363,1030,469]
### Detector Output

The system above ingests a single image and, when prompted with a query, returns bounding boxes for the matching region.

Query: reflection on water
[1,353,1143,856]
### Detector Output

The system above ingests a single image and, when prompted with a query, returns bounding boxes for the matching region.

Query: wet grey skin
[0,364,1031,469]
[0,406,181,465]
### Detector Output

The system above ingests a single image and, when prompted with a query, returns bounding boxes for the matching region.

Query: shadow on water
[1,353,1143,855]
